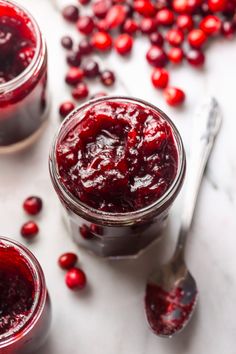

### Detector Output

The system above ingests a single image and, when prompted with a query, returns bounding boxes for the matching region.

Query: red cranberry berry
[186,49,205,66]
[164,87,185,106]
[188,29,207,48]
[149,32,164,46]
[115,34,133,55]
[105,4,127,29]
[72,82,89,100]
[134,0,157,17]
[59,101,75,119]
[221,21,235,38]
[100,70,116,86]
[156,9,175,26]
[176,14,194,32]
[200,15,221,35]
[77,16,95,35]
[168,47,184,64]
[151,68,169,89]
[91,31,112,52]
[66,51,81,67]
[21,221,39,239]
[140,18,157,34]
[122,19,139,35]
[173,0,189,14]
[62,5,79,23]
[79,0,91,4]
[83,59,100,78]
[23,196,43,215]
[78,38,93,55]
[92,0,112,19]
[166,28,184,47]
[146,46,168,67]
[65,268,87,290]
[79,224,94,239]
[61,36,73,50]
[65,67,84,86]
[208,0,226,12]
[58,253,78,270]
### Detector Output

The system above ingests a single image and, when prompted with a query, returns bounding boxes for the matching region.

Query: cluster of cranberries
[58,252,87,290]
[20,196,42,239]
[59,0,236,108]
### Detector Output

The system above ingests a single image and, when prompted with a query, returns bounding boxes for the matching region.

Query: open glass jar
[0,0,49,153]
[0,236,51,354]
[49,96,186,258]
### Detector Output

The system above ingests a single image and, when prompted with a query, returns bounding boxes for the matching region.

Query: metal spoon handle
[176,97,222,257]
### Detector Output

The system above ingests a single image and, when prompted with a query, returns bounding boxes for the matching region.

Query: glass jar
[0,0,49,153]
[49,96,186,258]
[0,236,51,354]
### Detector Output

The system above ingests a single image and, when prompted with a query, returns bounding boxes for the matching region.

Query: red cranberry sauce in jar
[0,237,51,354]
[0,0,48,150]
[56,100,178,213]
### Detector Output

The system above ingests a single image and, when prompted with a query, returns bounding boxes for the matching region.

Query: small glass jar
[0,0,49,153]
[49,96,186,258]
[0,236,51,354]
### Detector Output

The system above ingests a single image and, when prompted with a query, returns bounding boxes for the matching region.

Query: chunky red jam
[0,243,35,336]
[0,2,36,83]
[56,100,178,212]
[145,284,196,336]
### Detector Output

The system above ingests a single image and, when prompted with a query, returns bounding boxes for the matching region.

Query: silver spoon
[145,97,222,337]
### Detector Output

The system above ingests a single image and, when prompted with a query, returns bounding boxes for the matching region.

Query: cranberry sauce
[145,284,197,336]
[0,0,48,150]
[56,100,178,213]
[0,244,35,336]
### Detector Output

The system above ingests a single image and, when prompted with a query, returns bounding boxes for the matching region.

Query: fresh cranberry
[92,0,112,18]
[72,82,89,100]
[59,101,75,119]
[66,51,81,67]
[62,5,79,23]
[122,18,139,35]
[146,46,168,67]
[78,38,93,55]
[65,67,84,85]
[149,32,164,46]
[105,4,127,29]
[168,47,184,64]
[140,18,157,34]
[151,68,169,88]
[166,28,184,46]
[186,49,205,66]
[164,87,185,106]
[79,224,94,239]
[188,29,207,48]
[58,253,78,270]
[100,70,116,86]
[79,0,91,4]
[176,14,194,32]
[77,16,95,35]
[200,15,221,35]
[115,34,133,55]
[21,221,39,239]
[173,0,189,13]
[221,21,235,37]
[95,19,110,31]
[65,268,87,290]
[208,0,226,12]
[134,0,157,17]
[91,31,113,51]
[23,196,43,215]
[156,9,175,26]
[61,36,73,50]
[83,59,100,78]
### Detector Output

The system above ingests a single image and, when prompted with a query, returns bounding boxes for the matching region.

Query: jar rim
[0,0,43,93]
[0,236,47,348]
[49,96,186,226]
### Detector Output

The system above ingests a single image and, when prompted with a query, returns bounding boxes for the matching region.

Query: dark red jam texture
[0,243,35,336]
[145,284,196,336]
[56,101,178,212]
[0,1,36,83]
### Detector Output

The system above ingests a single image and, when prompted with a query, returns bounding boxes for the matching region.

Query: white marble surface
[1,1,236,353]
